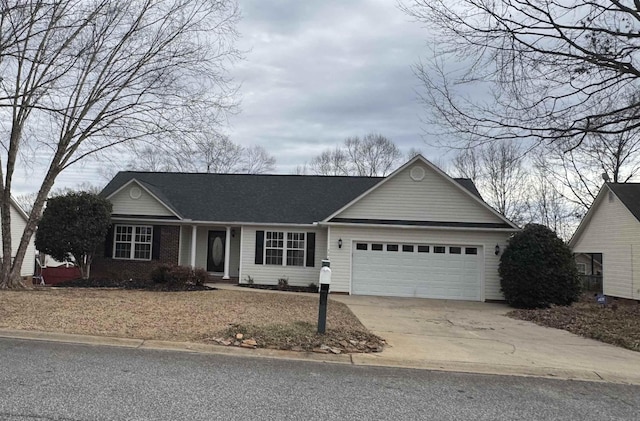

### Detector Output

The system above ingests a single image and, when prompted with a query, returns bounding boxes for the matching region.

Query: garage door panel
[352,242,482,301]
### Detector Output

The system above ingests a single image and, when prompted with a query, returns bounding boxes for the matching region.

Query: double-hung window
[114,225,153,260]
[265,231,284,265]
[265,231,305,266]
[286,232,305,266]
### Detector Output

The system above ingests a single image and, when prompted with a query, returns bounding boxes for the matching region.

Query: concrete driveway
[331,295,640,384]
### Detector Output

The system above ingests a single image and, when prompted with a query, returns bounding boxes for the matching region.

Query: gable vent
[608,191,615,203]
[410,166,426,181]
[129,186,142,200]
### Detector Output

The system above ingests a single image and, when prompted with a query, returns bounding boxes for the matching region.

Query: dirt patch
[210,322,384,353]
[0,288,383,353]
[509,296,640,352]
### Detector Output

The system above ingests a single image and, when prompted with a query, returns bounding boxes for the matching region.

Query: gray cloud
[13,0,435,194]
[227,0,433,171]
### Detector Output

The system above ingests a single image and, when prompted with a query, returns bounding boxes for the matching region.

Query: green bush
[499,224,581,309]
[150,265,208,286]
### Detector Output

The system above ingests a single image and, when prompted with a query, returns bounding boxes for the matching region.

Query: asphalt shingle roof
[101,172,483,224]
[607,183,640,222]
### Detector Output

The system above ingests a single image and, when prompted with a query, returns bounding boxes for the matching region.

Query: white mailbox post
[317,259,331,333]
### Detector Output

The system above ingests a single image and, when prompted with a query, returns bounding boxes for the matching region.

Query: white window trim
[264,230,307,267]
[113,224,154,261]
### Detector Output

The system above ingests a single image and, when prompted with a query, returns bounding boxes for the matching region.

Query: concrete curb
[2,328,639,385]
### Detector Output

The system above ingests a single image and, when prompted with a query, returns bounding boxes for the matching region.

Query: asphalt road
[0,338,638,421]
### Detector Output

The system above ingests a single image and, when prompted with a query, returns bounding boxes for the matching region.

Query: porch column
[223,226,231,279]
[190,225,197,268]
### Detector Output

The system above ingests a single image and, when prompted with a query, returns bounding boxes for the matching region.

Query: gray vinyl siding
[240,225,328,286]
[335,161,503,224]
[110,182,175,217]
[573,189,640,300]
[327,225,511,300]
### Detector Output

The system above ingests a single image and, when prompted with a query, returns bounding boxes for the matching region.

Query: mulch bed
[238,283,318,293]
[54,278,214,292]
[508,295,640,352]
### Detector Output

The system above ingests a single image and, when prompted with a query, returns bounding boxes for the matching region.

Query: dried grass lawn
[0,288,382,351]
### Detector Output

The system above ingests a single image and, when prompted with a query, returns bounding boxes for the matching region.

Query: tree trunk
[0,271,26,289]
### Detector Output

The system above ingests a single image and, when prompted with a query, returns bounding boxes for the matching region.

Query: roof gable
[570,183,640,247]
[9,197,29,222]
[106,179,181,219]
[325,155,517,228]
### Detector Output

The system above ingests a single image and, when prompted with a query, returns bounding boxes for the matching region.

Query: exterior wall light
[494,244,500,255]
[338,238,343,249]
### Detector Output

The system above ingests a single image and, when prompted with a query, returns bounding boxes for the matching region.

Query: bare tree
[241,145,276,174]
[0,0,239,288]
[402,1,640,147]
[123,137,275,174]
[126,145,179,172]
[345,133,402,176]
[526,160,581,240]
[451,142,529,225]
[309,147,349,176]
[292,164,308,175]
[406,147,423,161]
[200,136,243,173]
[540,130,640,209]
[311,133,402,176]
[452,147,480,182]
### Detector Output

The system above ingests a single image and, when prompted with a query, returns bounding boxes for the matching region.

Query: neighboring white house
[570,183,640,301]
[93,155,520,301]
[0,197,36,279]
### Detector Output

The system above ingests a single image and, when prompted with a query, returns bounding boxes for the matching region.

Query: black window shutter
[152,226,161,260]
[104,225,114,258]
[255,231,264,264]
[306,232,316,267]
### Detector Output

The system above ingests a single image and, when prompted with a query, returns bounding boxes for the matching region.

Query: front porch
[179,225,242,280]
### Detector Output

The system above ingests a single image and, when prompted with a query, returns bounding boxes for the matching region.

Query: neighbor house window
[114,225,153,260]
[265,231,306,266]
[576,263,587,275]
[286,232,305,266]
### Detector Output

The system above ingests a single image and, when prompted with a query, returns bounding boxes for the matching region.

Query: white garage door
[352,242,482,301]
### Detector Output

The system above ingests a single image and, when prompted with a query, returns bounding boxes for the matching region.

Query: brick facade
[91,225,180,280]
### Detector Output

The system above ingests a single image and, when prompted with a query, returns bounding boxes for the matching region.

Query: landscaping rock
[235,333,244,340]
[242,339,258,347]
[312,348,330,354]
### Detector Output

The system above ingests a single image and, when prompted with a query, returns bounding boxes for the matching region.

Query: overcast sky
[14,0,436,195]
